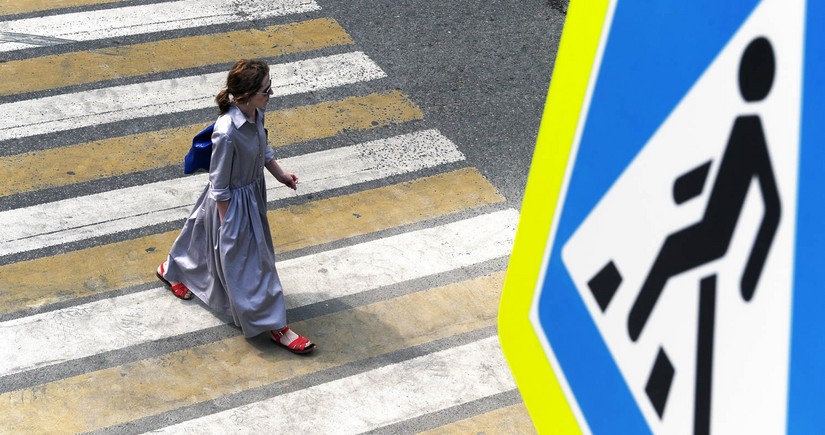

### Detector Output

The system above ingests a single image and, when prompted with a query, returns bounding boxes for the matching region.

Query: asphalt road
[323,0,566,208]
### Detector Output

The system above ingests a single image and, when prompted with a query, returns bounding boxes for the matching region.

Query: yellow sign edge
[498,0,610,432]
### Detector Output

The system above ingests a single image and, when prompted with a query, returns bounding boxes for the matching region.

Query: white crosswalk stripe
[150,337,515,434]
[0,52,385,141]
[0,210,517,378]
[0,129,463,257]
[0,0,320,52]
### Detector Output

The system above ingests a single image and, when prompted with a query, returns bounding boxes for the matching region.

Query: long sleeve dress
[164,105,286,338]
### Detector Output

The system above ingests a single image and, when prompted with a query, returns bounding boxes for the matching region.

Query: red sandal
[156,262,193,300]
[271,326,316,354]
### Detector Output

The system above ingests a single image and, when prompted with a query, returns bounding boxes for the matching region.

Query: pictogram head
[739,37,775,102]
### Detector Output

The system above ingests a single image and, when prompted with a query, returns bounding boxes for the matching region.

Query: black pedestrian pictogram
[623,36,782,433]
[628,36,781,343]
[584,36,783,433]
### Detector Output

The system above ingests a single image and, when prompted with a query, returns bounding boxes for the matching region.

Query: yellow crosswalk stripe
[0,272,504,434]
[420,404,537,435]
[0,90,422,197]
[0,18,353,96]
[0,0,120,16]
[267,90,423,147]
[0,168,503,315]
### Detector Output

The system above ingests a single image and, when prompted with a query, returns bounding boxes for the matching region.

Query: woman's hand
[217,200,229,223]
[265,159,298,190]
[276,171,298,190]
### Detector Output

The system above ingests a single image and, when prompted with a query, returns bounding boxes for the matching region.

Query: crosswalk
[0,1,535,433]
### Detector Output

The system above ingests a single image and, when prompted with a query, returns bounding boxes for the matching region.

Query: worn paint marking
[0,51,386,141]
[0,0,321,52]
[0,91,422,197]
[0,130,461,257]
[0,19,353,96]
[0,274,505,433]
[0,210,518,377]
[0,168,502,316]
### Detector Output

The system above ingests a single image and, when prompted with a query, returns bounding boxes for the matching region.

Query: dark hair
[216,59,270,114]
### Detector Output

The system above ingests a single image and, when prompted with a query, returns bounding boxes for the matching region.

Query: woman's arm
[265,158,298,190]
[209,128,234,222]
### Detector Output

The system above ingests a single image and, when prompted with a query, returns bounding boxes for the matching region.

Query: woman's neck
[237,103,256,122]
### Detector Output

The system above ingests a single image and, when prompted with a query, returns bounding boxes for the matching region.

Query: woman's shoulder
[213,112,235,135]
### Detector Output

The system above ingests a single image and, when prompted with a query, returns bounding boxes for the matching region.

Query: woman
[156,59,315,354]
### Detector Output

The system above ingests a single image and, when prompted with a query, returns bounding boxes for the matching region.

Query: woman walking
[156,59,315,354]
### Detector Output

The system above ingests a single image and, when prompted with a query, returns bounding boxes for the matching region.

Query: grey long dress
[165,105,286,338]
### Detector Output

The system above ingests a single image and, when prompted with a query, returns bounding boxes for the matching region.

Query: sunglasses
[256,79,273,96]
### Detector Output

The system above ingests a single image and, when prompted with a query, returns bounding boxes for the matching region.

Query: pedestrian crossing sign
[498,0,825,433]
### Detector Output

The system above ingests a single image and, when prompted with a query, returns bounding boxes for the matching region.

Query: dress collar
[228,105,263,129]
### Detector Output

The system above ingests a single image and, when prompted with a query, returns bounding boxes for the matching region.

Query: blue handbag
[183,122,215,174]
